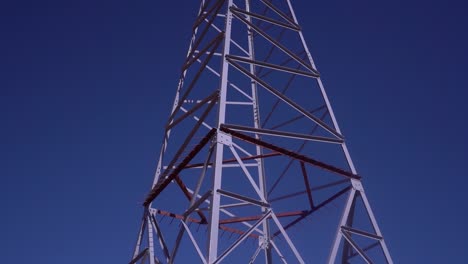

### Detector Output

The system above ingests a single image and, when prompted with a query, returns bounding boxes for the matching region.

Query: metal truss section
[130,0,393,263]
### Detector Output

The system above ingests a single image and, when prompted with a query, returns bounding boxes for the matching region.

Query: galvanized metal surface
[130,1,393,263]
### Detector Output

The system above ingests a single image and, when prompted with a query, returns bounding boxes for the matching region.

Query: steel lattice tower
[130,1,393,263]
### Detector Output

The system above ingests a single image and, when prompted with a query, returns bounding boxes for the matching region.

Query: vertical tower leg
[207,1,234,262]
[130,0,394,263]
[244,0,272,263]
[147,214,156,264]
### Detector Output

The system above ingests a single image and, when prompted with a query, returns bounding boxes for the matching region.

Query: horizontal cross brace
[220,126,358,179]
[219,210,306,224]
[230,6,300,31]
[226,59,342,139]
[223,123,343,144]
[341,226,383,240]
[226,54,319,78]
[231,7,317,74]
[217,189,270,208]
[184,151,281,169]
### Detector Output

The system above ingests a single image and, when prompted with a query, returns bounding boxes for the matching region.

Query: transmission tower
[130,0,393,263]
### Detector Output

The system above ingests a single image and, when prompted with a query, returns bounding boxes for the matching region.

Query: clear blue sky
[1,0,467,263]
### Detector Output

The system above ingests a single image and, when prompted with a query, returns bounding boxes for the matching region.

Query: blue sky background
[1,0,467,263]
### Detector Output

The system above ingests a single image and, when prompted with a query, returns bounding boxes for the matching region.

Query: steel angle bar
[180,106,213,131]
[175,175,209,222]
[157,98,217,195]
[208,4,233,252]
[150,213,171,263]
[192,0,218,31]
[195,57,253,100]
[183,162,256,170]
[147,215,156,264]
[229,145,268,202]
[219,210,305,224]
[249,244,263,264]
[223,123,343,144]
[129,248,148,264]
[170,225,186,262]
[226,54,319,78]
[256,29,288,77]
[219,202,250,209]
[283,0,360,176]
[270,212,305,264]
[199,0,215,15]
[232,141,253,156]
[167,90,219,130]
[151,211,259,241]
[183,32,224,71]
[181,221,207,264]
[132,214,147,259]
[183,190,213,218]
[259,0,299,28]
[230,8,316,74]
[203,17,250,56]
[194,50,222,57]
[261,67,298,127]
[173,177,206,219]
[186,0,225,63]
[258,53,302,79]
[143,128,216,206]
[213,211,272,264]
[190,141,215,206]
[230,6,300,31]
[154,256,162,264]
[225,101,253,105]
[188,187,266,236]
[168,35,223,124]
[166,96,217,176]
[151,0,214,188]
[358,189,394,264]
[341,226,383,241]
[217,189,270,208]
[300,162,315,209]
[184,152,280,169]
[223,163,258,168]
[328,188,356,264]
[341,231,374,264]
[270,240,288,264]
[220,126,358,179]
[226,59,343,139]
[171,190,213,264]
[256,35,306,79]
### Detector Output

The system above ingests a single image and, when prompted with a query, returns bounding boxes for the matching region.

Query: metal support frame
[130,0,393,263]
